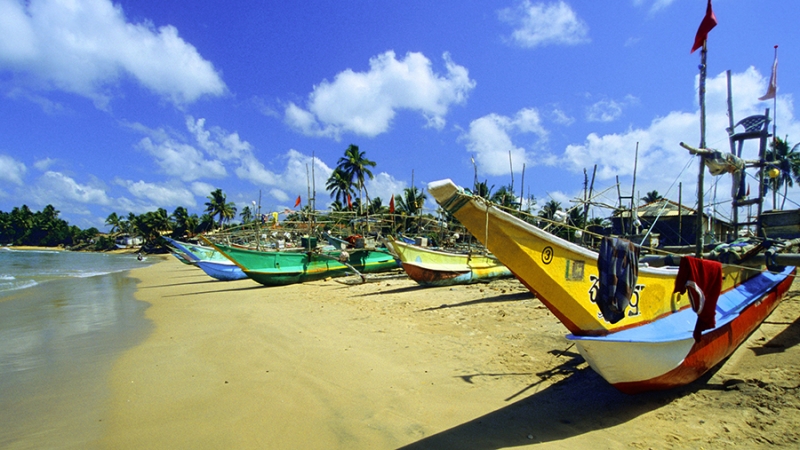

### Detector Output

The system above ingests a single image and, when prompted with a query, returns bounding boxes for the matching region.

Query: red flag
[759,46,778,101]
[346,194,352,209]
[691,0,717,53]
[294,195,301,207]
[389,195,395,214]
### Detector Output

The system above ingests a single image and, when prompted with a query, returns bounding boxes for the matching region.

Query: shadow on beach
[401,354,722,450]
[752,313,800,356]
[399,349,729,449]
[417,291,534,312]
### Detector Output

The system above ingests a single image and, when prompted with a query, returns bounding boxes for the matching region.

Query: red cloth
[673,256,723,341]
[691,0,717,53]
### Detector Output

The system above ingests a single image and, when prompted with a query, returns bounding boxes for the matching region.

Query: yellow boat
[428,179,771,337]
[386,236,512,286]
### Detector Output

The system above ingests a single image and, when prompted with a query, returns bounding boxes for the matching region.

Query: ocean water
[0,249,154,448]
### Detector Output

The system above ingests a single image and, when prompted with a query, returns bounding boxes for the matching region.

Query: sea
[0,248,155,449]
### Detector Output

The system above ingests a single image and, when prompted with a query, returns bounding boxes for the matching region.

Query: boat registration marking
[588,274,644,321]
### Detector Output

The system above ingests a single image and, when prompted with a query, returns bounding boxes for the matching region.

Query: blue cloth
[596,237,639,323]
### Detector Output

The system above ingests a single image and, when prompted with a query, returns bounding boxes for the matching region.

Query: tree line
[2,138,798,249]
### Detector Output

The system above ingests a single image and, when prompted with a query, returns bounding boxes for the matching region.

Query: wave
[0,279,39,293]
[74,271,113,278]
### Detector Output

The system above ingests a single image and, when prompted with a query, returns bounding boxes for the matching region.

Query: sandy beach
[97,257,800,449]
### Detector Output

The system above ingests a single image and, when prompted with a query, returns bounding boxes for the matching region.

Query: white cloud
[463,108,548,176]
[285,51,475,138]
[190,181,216,198]
[270,189,290,204]
[33,157,56,171]
[116,179,197,207]
[585,95,638,123]
[586,99,624,123]
[551,108,575,126]
[560,67,800,218]
[137,136,227,181]
[0,154,27,185]
[0,0,225,108]
[30,171,111,206]
[186,117,252,162]
[365,172,406,206]
[499,1,590,49]
[633,0,677,15]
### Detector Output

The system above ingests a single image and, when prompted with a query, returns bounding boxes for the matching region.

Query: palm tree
[239,205,253,224]
[197,214,215,234]
[395,187,426,215]
[336,144,376,214]
[151,208,172,236]
[170,207,192,238]
[764,136,800,209]
[326,167,354,206]
[640,190,664,204]
[329,200,345,212]
[490,185,516,208]
[368,197,386,215]
[105,212,123,235]
[473,180,494,198]
[539,199,562,221]
[205,189,237,228]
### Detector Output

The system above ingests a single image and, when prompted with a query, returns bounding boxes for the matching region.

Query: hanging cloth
[597,237,640,324]
[673,256,723,342]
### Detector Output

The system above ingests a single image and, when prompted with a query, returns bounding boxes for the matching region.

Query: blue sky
[1,0,798,231]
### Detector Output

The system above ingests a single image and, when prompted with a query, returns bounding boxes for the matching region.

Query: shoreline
[97,257,800,448]
[0,266,152,449]
[3,244,142,255]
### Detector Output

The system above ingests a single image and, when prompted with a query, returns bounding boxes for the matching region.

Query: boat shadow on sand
[399,350,730,450]
[416,291,534,311]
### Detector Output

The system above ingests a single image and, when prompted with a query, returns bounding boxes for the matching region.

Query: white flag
[759,49,778,101]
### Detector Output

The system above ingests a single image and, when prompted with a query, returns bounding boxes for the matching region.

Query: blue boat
[162,237,248,281]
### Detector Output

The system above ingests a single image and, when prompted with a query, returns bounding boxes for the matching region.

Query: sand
[99,257,800,449]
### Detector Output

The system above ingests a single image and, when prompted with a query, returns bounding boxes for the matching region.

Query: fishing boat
[200,237,397,286]
[429,178,797,393]
[386,236,512,286]
[427,4,800,393]
[163,237,248,281]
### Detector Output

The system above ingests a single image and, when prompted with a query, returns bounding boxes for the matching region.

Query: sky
[1,0,799,232]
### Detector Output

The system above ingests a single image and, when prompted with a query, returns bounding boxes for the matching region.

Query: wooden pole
[696,41,708,257]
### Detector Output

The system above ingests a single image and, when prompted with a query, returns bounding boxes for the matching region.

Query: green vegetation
[764,136,800,209]
[0,205,103,249]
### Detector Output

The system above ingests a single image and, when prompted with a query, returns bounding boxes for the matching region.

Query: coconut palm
[473,180,494,198]
[170,207,192,238]
[640,190,664,204]
[763,136,800,209]
[539,199,562,221]
[205,188,237,228]
[491,185,516,208]
[395,186,426,215]
[105,212,123,235]
[336,144,376,214]
[239,205,253,224]
[326,167,354,206]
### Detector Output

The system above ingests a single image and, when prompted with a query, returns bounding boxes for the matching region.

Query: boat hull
[195,260,248,281]
[428,179,765,336]
[389,238,512,286]
[569,266,795,393]
[206,242,398,286]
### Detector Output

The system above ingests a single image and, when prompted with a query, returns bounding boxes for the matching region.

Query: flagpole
[772,45,778,145]
[696,40,708,258]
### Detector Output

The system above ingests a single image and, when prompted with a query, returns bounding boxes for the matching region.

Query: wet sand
[99,258,800,449]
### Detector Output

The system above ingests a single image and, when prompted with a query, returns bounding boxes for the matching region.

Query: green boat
[202,239,398,286]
